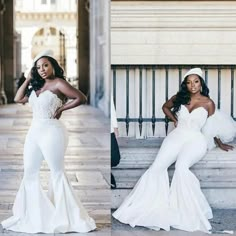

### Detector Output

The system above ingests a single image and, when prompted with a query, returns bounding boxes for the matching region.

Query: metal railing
[112,64,236,136]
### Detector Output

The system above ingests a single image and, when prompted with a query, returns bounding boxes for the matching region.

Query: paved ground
[112,209,236,235]
[0,103,110,236]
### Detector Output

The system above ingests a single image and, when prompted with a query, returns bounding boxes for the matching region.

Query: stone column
[0,0,7,104]
[89,0,97,107]
[3,0,15,103]
[98,0,110,117]
[15,32,22,81]
[78,0,90,99]
[89,0,110,116]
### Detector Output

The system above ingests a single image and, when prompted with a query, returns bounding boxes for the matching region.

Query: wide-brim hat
[33,49,55,64]
[183,67,204,80]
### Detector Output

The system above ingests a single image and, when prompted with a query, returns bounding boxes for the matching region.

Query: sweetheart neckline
[32,90,63,102]
[182,105,208,115]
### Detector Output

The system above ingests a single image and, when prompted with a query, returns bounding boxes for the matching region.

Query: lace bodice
[177,105,208,131]
[29,90,62,119]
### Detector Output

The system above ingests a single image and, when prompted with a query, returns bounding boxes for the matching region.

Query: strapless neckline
[32,90,63,103]
[182,105,208,115]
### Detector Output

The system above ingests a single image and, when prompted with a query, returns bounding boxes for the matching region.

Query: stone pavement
[0,103,110,236]
[112,209,236,235]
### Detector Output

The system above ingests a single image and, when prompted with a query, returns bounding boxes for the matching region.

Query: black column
[78,0,90,101]
[3,0,15,103]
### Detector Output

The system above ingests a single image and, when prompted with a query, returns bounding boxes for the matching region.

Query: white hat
[183,67,203,80]
[33,49,55,64]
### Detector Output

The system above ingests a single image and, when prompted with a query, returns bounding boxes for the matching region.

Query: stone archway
[0,0,110,116]
[31,26,66,71]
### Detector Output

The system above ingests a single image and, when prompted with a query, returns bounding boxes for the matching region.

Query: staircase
[112,137,236,209]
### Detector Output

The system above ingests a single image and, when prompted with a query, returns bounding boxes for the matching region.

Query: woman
[1,50,96,233]
[113,67,236,233]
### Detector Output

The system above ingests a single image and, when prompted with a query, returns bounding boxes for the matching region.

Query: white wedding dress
[1,90,96,233]
[113,104,236,233]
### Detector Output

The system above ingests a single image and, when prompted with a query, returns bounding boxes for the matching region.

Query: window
[41,0,47,4]
[51,0,56,4]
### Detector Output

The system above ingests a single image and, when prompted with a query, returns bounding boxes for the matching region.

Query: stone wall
[111,1,236,64]
[111,1,236,137]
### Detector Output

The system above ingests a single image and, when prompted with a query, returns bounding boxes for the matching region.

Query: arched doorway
[31,27,66,72]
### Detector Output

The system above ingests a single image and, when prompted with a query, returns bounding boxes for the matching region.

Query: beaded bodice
[177,105,208,131]
[29,90,62,119]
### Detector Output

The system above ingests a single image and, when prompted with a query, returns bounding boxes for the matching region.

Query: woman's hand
[53,107,63,119]
[214,137,234,151]
[174,120,178,128]
[25,70,32,82]
[218,143,234,152]
[162,95,178,125]
[56,79,87,113]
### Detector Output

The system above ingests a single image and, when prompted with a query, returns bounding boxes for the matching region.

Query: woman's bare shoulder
[54,77,67,84]
[54,78,70,89]
[170,94,177,101]
[205,97,215,106]
[204,97,215,114]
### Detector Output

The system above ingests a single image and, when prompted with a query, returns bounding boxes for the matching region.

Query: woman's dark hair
[25,56,66,97]
[172,75,209,114]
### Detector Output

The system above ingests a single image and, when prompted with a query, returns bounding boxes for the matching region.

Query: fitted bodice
[177,105,208,131]
[29,90,62,119]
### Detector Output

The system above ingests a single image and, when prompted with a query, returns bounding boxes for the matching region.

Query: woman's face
[186,74,202,94]
[36,57,54,79]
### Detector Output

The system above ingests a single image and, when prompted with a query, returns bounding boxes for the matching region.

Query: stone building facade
[0,0,110,116]
[111,1,236,137]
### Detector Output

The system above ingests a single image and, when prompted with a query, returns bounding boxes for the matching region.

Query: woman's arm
[214,137,234,151]
[208,99,234,151]
[162,95,178,127]
[54,79,87,119]
[14,72,31,104]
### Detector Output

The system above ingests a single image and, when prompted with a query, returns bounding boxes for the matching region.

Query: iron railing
[112,64,236,136]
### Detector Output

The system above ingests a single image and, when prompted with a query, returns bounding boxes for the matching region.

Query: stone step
[0,189,110,204]
[0,209,110,224]
[113,168,236,188]
[0,202,110,211]
[0,160,109,172]
[0,155,108,160]
[0,171,110,190]
[116,153,236,169]
[112,188,236,209]
[112,137,236,209]
[0,147,110,154]
[114,147,236,171]
[115,137,236,169]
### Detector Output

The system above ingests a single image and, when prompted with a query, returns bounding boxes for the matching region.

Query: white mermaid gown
[1,90,96,233]
[113,105,214,233]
